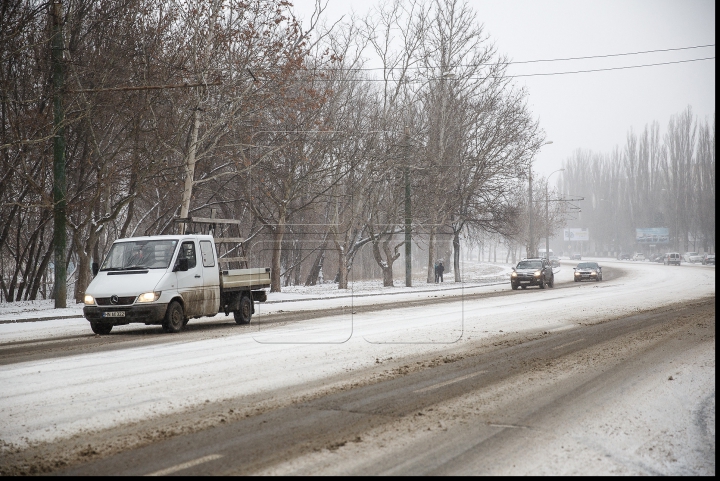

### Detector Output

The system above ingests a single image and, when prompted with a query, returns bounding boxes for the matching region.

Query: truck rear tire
[234,295,253,325]
[163,301,184,333]
[90,322,113,335]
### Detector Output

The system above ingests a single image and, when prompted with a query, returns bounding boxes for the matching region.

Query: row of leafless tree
[1,0,546,302]
[560,107,715,255]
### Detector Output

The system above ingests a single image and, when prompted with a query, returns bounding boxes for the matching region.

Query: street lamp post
[528,141,553,257]
[545,169,565,260]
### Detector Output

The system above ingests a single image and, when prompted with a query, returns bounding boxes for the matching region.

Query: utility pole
[528,167,533,258]
[528,141,553,257]
[404,127,412,287]
[51,1,67,308]
[545,169,565,259]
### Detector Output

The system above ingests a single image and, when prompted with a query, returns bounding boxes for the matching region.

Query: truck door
[175,240,203,317]
[199,240,220,316]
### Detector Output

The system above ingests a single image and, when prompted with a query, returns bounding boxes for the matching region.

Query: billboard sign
[564,228,589,241]
[636,227,669,244]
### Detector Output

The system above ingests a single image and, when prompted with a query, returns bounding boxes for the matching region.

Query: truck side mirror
[92,262,99,276]
[174,258,189,272]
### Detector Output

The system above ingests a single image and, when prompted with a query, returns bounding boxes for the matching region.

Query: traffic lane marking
[146,454,223,476]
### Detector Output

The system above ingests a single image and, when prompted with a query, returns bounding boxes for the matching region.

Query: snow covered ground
[0,258,714,473]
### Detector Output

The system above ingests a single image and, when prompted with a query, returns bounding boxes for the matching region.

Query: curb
[0,314,85,325]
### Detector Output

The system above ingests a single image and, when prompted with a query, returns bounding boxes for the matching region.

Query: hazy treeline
[561,107,715,255]
[1,0,546,302]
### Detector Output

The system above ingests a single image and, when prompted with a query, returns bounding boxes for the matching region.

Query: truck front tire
[234,295,253,325]
[163,301,185,333]
[90,321,113,335]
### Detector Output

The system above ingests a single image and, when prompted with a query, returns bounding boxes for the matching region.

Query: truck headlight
[137,291,161,303]
[534,271,541,277]
[84,295,95,305]
[574,271,580,276]
[511,272,517,278]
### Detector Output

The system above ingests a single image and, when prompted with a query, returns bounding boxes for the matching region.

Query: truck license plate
[520,281,530,284]
[102,311,125,318]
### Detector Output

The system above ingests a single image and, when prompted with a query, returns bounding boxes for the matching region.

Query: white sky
[291,0,715,178]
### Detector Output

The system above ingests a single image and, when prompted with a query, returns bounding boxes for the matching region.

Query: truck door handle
[195,274,201,278]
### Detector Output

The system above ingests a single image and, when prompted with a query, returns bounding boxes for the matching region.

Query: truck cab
[83,235,270,334]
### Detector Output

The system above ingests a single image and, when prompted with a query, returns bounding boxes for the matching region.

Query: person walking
[437,261,444,282]
[434,261,439,283]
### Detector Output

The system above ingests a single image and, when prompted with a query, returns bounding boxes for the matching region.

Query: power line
[506,56,715,78]
[473,44,714,66]
[327,43,716,72]
[276,56,715,82]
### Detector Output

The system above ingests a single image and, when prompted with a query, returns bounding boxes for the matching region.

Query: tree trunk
[74,248,90,304]
[381,264,393,287]
[179,107,201,231]
[270,214,286,293]
[304,239,327,286]
[453,230,461,282]
[426,226,436,283]
[332,235,350,289]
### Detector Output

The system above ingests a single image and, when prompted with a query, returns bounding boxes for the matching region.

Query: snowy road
[0,259,715,475]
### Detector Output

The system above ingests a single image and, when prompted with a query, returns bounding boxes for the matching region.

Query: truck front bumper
[83,303,168,325]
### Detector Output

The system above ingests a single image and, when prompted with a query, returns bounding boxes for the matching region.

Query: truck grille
[96,296,137,306]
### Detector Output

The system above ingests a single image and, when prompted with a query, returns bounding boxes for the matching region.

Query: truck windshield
[100,240,178,270]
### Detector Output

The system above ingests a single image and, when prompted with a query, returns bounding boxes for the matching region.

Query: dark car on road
[617,253,631,260]
[570,254,582,260]
[702,254,715,265]
[649,254,664,263]
[574,261,602,282]
[511,258,554,290]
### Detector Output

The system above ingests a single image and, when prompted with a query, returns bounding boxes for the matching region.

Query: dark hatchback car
[574,261,603,282]
[511,258,554,290]
[650,254,664,263]
[702,254,715,265]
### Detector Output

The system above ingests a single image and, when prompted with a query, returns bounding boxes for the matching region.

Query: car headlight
[591,271,597,276]
[511,272,517,278]
[574,271,580,276]
[84,295,95,305]
[534,271,541,277]
[137,291,161,303]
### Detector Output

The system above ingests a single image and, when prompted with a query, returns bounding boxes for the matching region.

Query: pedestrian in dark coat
[434,262,439,283]
[437,261,444,282]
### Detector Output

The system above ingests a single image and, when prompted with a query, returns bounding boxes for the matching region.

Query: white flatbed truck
[83,234,270,334]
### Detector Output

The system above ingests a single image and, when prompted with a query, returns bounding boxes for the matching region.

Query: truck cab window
[199,240,215,267]
[178,241,197,269]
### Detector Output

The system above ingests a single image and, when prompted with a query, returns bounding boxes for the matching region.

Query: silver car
[574,262,602,282]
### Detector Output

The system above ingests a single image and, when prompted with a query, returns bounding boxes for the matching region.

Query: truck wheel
[548,275,554,288]
[163,301,184,333]
[234,295,253,325]
[539,277,545,289]
[511,283,518,290]
[90,322,112,335]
